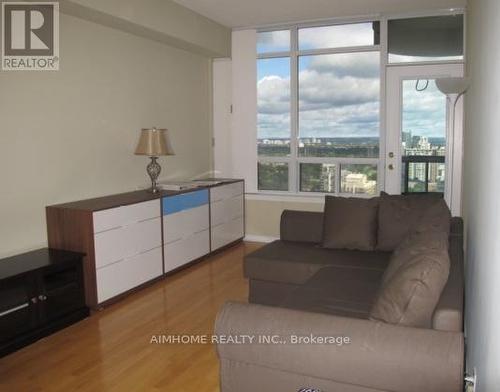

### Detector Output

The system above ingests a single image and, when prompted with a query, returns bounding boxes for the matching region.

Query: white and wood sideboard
[46,179,244,309]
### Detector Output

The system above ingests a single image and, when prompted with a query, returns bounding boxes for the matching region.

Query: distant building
[342,173,376,195]
[320,164,336,192]
[403,135,446,189]
[402,131,412,148]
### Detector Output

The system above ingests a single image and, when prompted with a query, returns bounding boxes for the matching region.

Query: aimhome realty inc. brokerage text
[150,334,352,346]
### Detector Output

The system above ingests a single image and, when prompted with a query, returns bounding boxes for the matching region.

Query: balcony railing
[402,155,445,194]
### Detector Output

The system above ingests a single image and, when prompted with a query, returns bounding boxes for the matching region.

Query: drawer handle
[97,258,125,270]
[137,216,159,223]
[136,246,161,256]
[38,294,48,301]
[0,302,29,317]
[165,237,183,245]
[94,225,122,234]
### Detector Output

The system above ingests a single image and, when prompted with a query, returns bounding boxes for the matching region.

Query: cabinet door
[0,274,37,343]
[39,261,85,323]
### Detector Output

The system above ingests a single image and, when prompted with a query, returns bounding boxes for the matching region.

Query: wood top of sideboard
[46,179,244,212]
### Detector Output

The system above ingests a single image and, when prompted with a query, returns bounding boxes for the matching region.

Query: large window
[255,14,464,195]
[257,22,380,194]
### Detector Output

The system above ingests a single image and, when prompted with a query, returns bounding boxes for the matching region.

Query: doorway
[385,64,464,215]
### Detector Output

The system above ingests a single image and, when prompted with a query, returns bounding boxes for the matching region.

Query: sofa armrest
[280,210,324,243]
[216,302,464,392]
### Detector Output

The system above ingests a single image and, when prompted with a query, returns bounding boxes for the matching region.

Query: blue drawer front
[162,189,209,215]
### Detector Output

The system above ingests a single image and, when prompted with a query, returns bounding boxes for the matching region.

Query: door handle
[38,295,47,301]
[0,302,29,317]
[388,164,394,170]
[388,152,394,158]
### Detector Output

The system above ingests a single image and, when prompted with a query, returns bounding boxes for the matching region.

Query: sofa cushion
[382,199,451,285]
[370,230,450,327]
[322,196,379,251]
[283,266,385,318]
[377,192,443,251]
[414,198,451,234]
[244,240,391,285]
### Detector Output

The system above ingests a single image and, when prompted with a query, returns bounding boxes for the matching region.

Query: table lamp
[134,127,175,193]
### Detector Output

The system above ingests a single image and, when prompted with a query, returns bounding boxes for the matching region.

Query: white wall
[212,58,232,176]
[230,30,258,192]
[463,0,500,389]
[0,13,212,258]
[62,0,231,57]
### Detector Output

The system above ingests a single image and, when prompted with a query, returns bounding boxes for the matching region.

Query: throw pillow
[382,199,451,285]
[376,191,443,251]
[322,196,379,251]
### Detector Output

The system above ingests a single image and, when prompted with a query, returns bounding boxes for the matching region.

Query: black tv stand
[0,248,89,357]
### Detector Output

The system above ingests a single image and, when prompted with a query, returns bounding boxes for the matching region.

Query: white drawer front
[94,217,161,269]
[93,199,160,233]
[210,194,244,227]
[211,217,244,251]
[127,217,162,257]
[164,229,209,273]
[163,205,209,244]
[93,207,123,234]
[96,246,162,303]
[210,182,243,203]
[94,226,127,268]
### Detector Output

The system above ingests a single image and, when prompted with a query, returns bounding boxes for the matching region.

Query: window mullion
[289,26,299,193]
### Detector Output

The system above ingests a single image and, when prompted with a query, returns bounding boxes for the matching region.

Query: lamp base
[146,156,161,193]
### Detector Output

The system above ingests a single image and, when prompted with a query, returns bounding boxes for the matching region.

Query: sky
[257,24,448,140]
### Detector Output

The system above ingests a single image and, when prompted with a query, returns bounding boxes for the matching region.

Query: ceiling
[173,0,466,28]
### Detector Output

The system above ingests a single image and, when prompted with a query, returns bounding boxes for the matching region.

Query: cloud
[402,80,447,137]
[306,52,380,79]
[298,102,379,137]
[257,51,448,139]
[257,30,290,53]
[258,51,380,138]
[257,75,290,114]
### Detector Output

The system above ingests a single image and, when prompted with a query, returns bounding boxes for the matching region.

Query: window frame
[255,10,465,198]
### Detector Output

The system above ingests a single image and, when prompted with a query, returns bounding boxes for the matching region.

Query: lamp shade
[134,127,175,157]
[436,77,470,95]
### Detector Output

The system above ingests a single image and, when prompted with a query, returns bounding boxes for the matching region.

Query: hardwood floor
[0,242,261,392]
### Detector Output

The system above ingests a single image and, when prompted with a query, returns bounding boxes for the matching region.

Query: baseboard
[244,235,278,243]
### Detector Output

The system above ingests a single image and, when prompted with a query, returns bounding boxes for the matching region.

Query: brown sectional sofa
[216,204,464,392]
